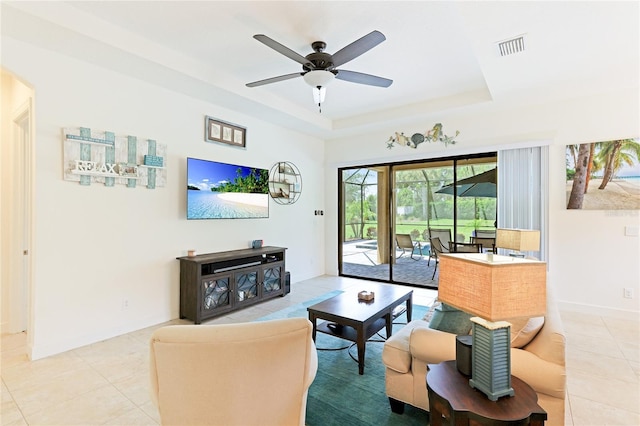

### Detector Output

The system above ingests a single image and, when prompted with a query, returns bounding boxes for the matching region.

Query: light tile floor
[1,275,639,425]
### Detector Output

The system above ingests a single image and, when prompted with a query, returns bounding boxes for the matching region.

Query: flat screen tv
[187,157,269,219]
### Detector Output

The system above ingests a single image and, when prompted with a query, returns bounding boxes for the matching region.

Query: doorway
[339,167,390,282]
[1,69,34,339]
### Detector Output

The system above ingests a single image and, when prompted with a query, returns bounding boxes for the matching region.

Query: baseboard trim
[30,312,175,360]
[558,300,639,321]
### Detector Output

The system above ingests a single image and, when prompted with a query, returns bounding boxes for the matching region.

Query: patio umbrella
[435,168,497,198]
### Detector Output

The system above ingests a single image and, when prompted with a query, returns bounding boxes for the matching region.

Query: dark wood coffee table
[427,361,547,425]
[307,284,412,375]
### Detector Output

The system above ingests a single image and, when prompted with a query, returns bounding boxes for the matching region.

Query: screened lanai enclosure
[339,155,497,288]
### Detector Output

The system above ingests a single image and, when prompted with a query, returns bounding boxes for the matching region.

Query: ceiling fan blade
[246,72,304,87]
[253,34,315,69]
[331,30,386,68]
[334,70,393,87]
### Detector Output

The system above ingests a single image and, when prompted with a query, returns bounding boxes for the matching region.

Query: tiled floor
[1,275,639,425]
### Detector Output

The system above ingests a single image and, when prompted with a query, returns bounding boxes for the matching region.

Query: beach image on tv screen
[187,158,269,219]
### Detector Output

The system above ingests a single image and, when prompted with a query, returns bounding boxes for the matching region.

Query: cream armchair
[150,318,318,426]
[383,287,566,426]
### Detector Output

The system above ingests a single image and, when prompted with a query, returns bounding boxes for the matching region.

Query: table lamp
[438,253,546,401]
[495,228,540,257]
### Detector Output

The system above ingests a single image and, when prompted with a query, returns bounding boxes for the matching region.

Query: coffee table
[307,284,413,375]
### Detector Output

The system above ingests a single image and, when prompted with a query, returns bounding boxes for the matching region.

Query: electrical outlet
[122,298,130,310]
[623,288,633,299]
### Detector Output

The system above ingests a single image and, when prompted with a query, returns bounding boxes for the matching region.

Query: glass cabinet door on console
[235,268,259,305]
[262,264,283,296]
[201,275,232,315]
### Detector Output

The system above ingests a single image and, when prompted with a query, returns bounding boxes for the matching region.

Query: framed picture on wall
[205,116,246,148]
[565,137,640,210]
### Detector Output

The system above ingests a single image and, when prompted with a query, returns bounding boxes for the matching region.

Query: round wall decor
[268,161,302,205]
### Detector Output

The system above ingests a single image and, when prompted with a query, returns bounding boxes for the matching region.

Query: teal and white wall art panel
[63,127,167,189]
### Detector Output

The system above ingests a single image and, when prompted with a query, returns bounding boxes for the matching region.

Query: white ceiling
[3,1,638,140]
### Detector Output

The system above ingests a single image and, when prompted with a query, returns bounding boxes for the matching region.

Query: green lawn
[346,220,495,242]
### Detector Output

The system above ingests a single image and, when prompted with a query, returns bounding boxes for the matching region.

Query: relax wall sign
[72,160,132,176]
[63,127,166,189]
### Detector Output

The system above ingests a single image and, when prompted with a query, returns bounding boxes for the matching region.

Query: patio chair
[475,230,496,238]
[428,237,448,279]
[471,236,496,253]
[396,234,421,260]
[448,241,483,253]
[427,228,451,266]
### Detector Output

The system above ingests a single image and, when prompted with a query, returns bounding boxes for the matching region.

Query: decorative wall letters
[63,127,167,189]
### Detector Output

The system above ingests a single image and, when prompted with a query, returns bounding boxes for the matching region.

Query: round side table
[427,360,547,426]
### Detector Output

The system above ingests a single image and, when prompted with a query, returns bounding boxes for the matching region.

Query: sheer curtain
[497,146,549,261]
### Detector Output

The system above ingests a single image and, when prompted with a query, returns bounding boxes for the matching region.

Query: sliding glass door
[339,154,497,288]
[392,161,454,285]
[340,167,389,282]
[454,159,497,244]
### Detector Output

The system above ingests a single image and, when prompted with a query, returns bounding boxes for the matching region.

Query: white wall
[2,37,326,359]
[325,89,640,319]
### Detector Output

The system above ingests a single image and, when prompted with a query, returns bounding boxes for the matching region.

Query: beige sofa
[382,287,566,426]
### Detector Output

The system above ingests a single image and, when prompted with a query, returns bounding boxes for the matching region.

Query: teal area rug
[257,291,430,426]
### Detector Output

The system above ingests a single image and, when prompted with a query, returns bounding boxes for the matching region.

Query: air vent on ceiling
[497,35,525,57]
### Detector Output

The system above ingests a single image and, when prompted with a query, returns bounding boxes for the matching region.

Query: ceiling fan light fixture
[305,71,333,112]
[303,70,335,87]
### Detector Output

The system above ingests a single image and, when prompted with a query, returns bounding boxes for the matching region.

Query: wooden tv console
[177,246,287,324]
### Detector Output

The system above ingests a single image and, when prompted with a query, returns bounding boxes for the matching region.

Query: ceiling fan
[246,30,393,111]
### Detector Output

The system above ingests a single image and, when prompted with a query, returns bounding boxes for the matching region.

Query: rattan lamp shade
[438,253,546,321]
[495,229,540,252]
